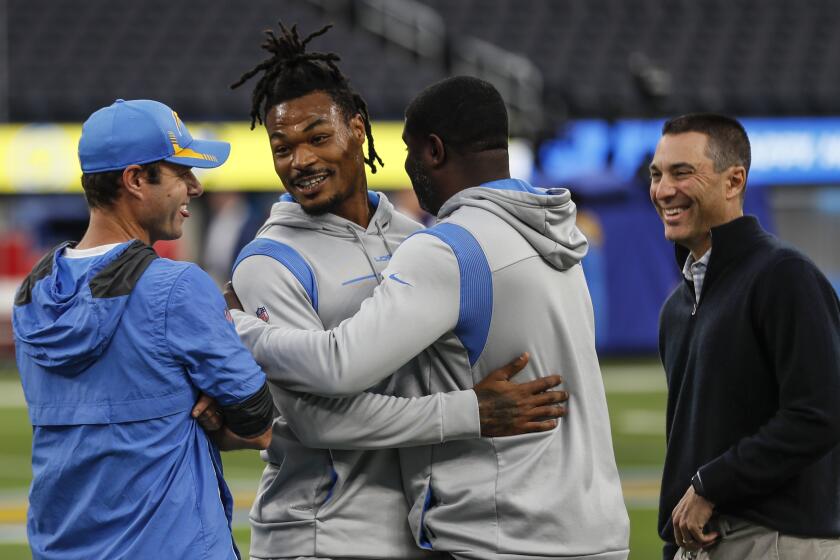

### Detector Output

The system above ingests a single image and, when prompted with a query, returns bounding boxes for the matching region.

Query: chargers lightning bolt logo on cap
[171,111,183,134]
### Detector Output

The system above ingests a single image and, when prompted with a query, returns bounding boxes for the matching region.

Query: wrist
[691,470,711,503]
[442,390,481,441]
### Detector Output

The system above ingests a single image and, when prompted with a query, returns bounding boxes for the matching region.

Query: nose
[291,145,317,170]
[187,172,204,198]
[651,174,676,203]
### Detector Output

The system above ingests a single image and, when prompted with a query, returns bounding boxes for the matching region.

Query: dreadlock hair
[232,21,383,173]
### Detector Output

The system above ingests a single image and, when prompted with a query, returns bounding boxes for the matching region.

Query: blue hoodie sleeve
[165,264,267,407]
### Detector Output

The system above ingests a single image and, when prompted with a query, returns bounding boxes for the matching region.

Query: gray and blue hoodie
[234,179,630,560]
[231,191,479,560]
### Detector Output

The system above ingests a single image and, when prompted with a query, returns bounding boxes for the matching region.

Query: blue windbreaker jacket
[13,241,268,560]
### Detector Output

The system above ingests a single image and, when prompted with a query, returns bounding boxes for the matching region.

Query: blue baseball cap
[78,99,231,173]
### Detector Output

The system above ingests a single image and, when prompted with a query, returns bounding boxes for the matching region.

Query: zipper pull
[691,303,697,316]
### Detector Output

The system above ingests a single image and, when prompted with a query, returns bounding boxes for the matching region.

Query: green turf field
[0,359,667,559]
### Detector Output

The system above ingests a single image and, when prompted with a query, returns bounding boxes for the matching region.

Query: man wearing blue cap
[12,99,275,559]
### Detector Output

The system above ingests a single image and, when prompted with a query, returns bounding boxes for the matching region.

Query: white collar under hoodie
[234,179,630,560]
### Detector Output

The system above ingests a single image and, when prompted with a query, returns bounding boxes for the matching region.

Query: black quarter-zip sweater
[657,215,840,559]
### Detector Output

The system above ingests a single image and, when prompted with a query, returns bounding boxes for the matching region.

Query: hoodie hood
[437,178,588,270]
[259,191,396,239]
[13,241,151,375]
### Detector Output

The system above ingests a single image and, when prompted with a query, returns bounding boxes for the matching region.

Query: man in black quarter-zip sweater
[649,113,840,560]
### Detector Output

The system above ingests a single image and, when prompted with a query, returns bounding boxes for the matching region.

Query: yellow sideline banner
[0,121,412,193]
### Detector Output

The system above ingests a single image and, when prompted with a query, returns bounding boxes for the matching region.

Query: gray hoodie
[232,191,478,560]
[235,179,630,559]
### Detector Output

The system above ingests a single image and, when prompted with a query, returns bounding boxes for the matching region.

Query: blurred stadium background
[0,0,838,558]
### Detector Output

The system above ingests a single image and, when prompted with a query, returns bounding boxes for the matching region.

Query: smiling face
[266,91,367,217]
[141,162,202,244]
[649,131,744,258]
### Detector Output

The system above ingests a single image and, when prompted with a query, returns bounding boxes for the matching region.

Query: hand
[223,281,243,311]
[473,352,568,437]
[193,393,272,450]
[192,393,224,432]
[210,425,273,451]
[672,485,718,551]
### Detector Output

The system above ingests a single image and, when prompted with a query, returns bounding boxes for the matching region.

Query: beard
[405,155,439,215]
[299,190,348,216]
[289,169,354,216]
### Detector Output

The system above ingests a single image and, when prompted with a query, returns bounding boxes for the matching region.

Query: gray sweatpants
[674,516,840,560]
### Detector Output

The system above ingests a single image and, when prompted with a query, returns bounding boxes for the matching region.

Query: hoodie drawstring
[347,225,384,284]
[375,222,394,258]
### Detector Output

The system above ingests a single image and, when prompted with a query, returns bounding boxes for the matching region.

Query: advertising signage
[0,122,414,193]
[540,117,840,188]
[0,122,534,194]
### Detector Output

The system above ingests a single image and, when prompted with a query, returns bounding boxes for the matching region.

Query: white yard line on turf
[616,409,666,435]
[602,368,666,393]
[0,524,27,545]
[0,380,24,408]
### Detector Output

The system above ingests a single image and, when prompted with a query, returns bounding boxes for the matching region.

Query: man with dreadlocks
[222,22,569,560]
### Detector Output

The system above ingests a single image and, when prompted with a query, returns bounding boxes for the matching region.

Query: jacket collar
[265,190,393,237]
[674,215,769,292]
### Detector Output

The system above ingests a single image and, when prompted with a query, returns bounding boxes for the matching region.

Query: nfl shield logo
[256,306,269,322]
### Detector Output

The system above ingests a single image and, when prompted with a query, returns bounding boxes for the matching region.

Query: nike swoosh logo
[388,273,412,286]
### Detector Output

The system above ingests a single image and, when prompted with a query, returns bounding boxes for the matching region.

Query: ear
[348,113,366,146]
[425,133,446,169]
[121,165,146,201]
[725,165,747,201]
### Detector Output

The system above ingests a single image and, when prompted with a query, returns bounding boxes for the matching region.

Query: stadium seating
[5,0,445,122]
[5,0,840,124]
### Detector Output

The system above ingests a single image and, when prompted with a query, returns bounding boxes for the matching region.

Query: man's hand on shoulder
[473,353,568,437]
